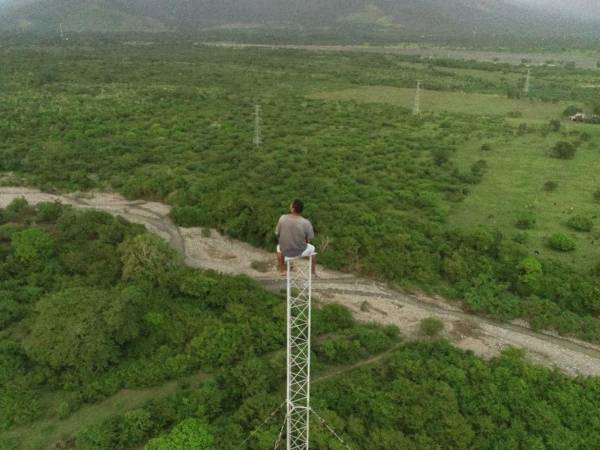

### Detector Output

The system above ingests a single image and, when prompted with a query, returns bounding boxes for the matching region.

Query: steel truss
[285,254,313,450]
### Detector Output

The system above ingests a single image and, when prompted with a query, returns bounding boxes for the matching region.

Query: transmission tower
[253,104,262,148]
[285,255,314,450]
[524,68,531,95]
[413,80,422,115]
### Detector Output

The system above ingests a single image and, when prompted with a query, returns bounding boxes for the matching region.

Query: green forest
[1,200,600,449]
[1,38,600,344]
[1,30,600,449]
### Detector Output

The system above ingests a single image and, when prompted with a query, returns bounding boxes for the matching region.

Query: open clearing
[451,127,600,270]
[310,85,570,120]
[206,42,600,70]
[2,187,600,378]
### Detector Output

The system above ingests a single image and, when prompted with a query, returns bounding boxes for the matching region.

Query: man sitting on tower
[275,199,317,276]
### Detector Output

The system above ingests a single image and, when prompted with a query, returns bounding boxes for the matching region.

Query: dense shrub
[543,180,558,192]
[566,215,593,232]
[23,287,143,378]
[592,262,600,277]
[563,105,580,116]
[11,228,55,264]
[313,303,355,335]
[551,141,576,159]
[515,212,536,230]
[146,419,214,450]
[548,233,576,252]
[420,318,444,336]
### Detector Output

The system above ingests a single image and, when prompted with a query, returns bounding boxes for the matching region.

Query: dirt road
[2,186,600,376]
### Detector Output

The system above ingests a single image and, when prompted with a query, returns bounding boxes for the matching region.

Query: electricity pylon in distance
[254,104,262,148]
[413,80,422,115]
[524,68,531,95]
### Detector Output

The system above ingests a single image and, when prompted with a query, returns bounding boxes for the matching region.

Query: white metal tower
[285,255,314,450]
[254,104,262,148]
[524,69,531,95]
[413,80,422,115]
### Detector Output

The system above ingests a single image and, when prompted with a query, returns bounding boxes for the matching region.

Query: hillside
[0,0,597,37]
[0,0,166,33]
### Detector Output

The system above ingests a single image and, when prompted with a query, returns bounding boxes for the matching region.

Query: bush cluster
[548,233,576,252]
[566,215,593,232]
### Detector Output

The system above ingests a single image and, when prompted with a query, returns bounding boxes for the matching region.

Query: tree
[119,234,178,285]
[548,233,576,252]
[23,287,142,377]
[517,256,543,294]
[11,228,55,265]
[551,141,576,160]
[420,318,444,336]
[145,418,214,450]
[543,181,558,192]
[567,215,593,232]
[563,105,580,117]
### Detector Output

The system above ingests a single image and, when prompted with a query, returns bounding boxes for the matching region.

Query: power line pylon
[285,254,314,450]
[524,68,531,95]
[254,104,262,148]
[413,80,421,115]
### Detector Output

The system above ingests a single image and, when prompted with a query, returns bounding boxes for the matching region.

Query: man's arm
[275,216,282,237]
[305,220,315,242]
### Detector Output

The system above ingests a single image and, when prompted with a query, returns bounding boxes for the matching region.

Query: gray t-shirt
[275,214,314,257]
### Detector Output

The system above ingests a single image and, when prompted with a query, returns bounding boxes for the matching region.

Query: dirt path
[1,370,207,450]
[2,187,600,377]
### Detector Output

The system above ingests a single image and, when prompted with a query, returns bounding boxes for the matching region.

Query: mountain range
[0,0,598,36]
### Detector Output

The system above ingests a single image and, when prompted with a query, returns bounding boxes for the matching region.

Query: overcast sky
[511,0,600,18]
[1,0,600,19]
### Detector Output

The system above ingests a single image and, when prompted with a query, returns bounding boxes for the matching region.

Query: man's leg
[277,246,286,274]
[303,244,317,276]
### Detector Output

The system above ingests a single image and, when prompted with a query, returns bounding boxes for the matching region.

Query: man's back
[276,214,314,258]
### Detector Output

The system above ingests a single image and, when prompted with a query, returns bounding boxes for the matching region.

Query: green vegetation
[567,215,594,232]
[548,233,576,252]
[1,39,600,345]
[551,141,577,160]
[311,86,574,120]
[2,201,600,449]
[420,317,444,336]
[0,200,600,450]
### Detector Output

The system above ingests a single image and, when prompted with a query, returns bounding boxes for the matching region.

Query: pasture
[311,85,576,120]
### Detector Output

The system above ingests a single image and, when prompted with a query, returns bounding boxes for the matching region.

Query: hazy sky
[511,0,600,18]
[1,0,599,19]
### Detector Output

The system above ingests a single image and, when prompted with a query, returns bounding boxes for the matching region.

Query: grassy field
[310,86,576,120]
[450,124,600,271]
[311,83,600,270]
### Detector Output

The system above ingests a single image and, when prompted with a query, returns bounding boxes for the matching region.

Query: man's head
[290,199,304,214]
